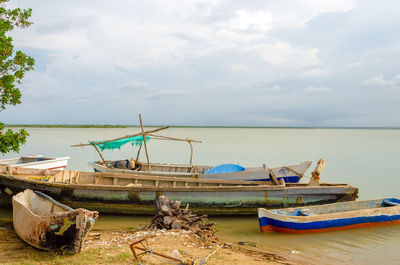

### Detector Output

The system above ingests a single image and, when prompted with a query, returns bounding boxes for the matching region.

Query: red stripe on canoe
[260,219,400,233]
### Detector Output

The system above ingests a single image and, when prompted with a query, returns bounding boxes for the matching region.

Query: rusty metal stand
[130,237,193,265]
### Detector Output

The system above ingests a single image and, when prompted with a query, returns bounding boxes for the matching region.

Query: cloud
[118,81,153,93]
[363,75,400,88]
[2,0,400,127]
[253,42,320,67]
[301,68,330,76]
[219,10,273,32]
[147,90,189,100]
[303,86,331,93]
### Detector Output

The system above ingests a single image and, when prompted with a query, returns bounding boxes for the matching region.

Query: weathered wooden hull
[258,198,400,233]
[12,189,98,253]
[1,170,358,216]
[89,161,312,183]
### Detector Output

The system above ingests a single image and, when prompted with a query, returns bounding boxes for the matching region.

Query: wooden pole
[90,141,112,168]
[139,114,151,172]
[135,142,142,162]
[188,140,193,166]
[147,133,201,143]
[71,126,169,147]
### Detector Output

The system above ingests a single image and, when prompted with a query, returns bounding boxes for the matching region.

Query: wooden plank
[269,169,279,185]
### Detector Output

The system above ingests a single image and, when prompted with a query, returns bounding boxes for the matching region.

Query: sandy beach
[0,226,296,265]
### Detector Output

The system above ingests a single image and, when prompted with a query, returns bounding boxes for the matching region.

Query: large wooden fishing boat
[13,189,98,253]
[258,198,400,233]
[0,166,358,215]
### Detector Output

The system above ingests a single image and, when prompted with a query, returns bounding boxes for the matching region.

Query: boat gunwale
[0,156,70,167]
[88,160,313,176]
[0,173,358,194]
[12,189,87,219]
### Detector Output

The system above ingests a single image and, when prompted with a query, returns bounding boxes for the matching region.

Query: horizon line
[4,124,400,129]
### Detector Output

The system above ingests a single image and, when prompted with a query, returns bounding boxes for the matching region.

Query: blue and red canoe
[258,198,400,233]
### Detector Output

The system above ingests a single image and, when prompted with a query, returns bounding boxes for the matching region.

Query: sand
[0,227,296,265]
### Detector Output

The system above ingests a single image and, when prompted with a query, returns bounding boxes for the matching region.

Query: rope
[193,245,221,265]
[138,247,181,265]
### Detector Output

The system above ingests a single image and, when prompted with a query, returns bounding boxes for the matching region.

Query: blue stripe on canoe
[250,176,300,183]
[259,214,400,230]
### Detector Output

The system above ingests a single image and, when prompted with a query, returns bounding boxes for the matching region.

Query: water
[1,127,400,264]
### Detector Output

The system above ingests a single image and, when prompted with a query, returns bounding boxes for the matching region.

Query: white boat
[0,155,69,170]
[88,160,312,183]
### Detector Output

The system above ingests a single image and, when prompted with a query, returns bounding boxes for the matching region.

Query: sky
[2,0,400,127]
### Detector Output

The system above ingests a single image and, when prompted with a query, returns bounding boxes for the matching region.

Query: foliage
[0,0,34,154]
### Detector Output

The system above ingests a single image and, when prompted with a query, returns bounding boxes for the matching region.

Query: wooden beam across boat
[70,125,170,147]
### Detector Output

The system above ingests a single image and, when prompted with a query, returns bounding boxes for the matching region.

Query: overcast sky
[3,0,400,127]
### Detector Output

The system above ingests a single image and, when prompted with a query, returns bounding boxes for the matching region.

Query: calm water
[1,127,400,264]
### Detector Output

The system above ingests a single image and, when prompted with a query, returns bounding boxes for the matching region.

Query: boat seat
[382,200,400,207]
[298,209,313,216]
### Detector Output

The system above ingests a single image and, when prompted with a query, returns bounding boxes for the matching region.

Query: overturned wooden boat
[258,198,400,233]
[0,155,70,170]
[12,189,98,253]
[1,165,358,215]
[89,160,313,183]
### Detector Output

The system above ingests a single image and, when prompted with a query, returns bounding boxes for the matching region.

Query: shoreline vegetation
[4,124,400,129]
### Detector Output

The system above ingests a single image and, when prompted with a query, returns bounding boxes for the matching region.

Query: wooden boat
[13,189,98,253]
[89,160,313,183]
[258,198,400,233]
[0,155,70,170]
[0,165,358,215]
[73,117,311,183]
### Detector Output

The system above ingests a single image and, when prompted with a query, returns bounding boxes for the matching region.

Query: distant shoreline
[4,124,400,129]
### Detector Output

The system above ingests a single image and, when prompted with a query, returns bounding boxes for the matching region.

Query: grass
[4,246,135,265]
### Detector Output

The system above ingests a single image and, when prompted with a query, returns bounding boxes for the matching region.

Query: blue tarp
[205,164,245,174]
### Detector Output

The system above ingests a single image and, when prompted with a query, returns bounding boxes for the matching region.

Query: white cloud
[303,86,331,93]
[302,68,330,76]
[347,61,364,67]
[363,75,400,88]
[254,42,320,67]
[220,10,273,32]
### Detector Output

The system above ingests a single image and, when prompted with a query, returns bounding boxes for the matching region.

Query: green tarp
[91,136,150,151]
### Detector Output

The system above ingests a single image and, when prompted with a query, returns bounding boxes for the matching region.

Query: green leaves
[0,0,34,154]
[0,122,28,153]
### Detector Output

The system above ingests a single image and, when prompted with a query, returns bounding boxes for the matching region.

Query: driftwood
[146,196,216,237]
